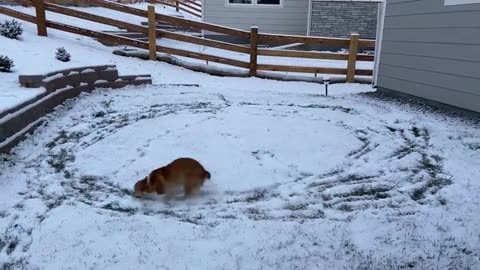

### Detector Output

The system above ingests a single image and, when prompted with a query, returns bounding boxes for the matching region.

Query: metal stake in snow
[323,79,330,96]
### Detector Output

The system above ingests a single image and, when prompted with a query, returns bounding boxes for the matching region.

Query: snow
[80,68,96,73]
[1,3,480,270]
[43,72,64,82]
[0,83,45,114]
[0,83,479,269]
[94,79,109,83]
[0,85,72,123]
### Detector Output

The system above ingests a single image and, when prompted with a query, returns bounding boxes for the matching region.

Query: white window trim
[445,0,480,5]
[306,0,312,35]
[373,0,386,87]
[225,0,284,8]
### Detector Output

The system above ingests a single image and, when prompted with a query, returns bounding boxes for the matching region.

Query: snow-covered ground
[1,82,480,269]
[1,4,480,270]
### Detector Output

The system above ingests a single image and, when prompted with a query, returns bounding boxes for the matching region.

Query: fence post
[346,33,359,83]
[175,0,179,12]
[147,5,157,60]
[249,26,258,77]
[34,0,47,37]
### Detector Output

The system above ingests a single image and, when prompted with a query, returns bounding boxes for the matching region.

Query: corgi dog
[134,158,211,198]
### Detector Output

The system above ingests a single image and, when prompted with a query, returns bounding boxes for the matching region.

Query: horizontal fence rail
[1,0,376,82]
[85,0,251,38]
[145,0,201,18]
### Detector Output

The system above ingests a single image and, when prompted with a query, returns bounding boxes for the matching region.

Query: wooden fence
[0,0,375,82]
[146,0,201,18]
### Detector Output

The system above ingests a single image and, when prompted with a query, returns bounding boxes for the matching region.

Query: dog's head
[133,178,152,198]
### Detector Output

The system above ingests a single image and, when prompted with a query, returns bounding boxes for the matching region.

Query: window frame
[445,0,480,5]
[226,0,254,7]
[226,0,283,8]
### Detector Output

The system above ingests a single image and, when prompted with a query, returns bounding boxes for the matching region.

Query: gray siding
[310,0,380,39]
[377,0,480,113]
[203,0,309,35]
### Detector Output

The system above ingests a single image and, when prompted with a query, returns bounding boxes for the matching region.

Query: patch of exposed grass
[179,214,204,225]
[44,194,68,210]
[337,203,354,212]
[288,209,325,220]
[467,143,480,151]
[284,202,308,211]
[282,103,356,114]
[0,258,30,270]
[46,130,84,149]
[438,197,448,206]
[321,193,333,201]
[5,237,19,255]
[386,126,397,132]
[93,111,106,118]
[245,189,267,202]
[101,202,137,215]
[46,130,68,149]
[13,203,23,210]
[245,207,269,220]
[218,214,237,219]
[228,188,269,204]
[348,130,372,158]
[412,126,420,137]
[339,185,391,198]
[410,154,453,201]
[338,174,377,184]
[47,148,75,172]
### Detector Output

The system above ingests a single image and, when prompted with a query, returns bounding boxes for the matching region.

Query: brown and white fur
[134,158,211,198]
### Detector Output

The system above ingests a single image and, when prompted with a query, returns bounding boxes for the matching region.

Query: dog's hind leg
[184,180,202,197]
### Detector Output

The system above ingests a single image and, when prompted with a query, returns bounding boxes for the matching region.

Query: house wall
[310,0,380,39]
[376,0,480,113]
[202,0,310,35]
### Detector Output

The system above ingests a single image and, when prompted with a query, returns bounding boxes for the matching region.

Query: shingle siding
[310,1,380,39]
[377,0,480,113]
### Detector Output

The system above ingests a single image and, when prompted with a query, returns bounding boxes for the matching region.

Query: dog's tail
[204,170,211,180]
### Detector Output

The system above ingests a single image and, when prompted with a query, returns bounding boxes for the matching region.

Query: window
[228,0,252,4]
[227,0,281,6]
[445,0,480,5]
[257,0,280,5]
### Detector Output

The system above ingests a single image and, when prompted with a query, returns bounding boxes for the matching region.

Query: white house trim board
[307,0,312,35]
[201,0,205,52]
[373,0,386,86]
[445,0,480,5]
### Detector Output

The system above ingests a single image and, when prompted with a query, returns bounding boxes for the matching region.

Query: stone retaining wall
[0,65,152,154]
